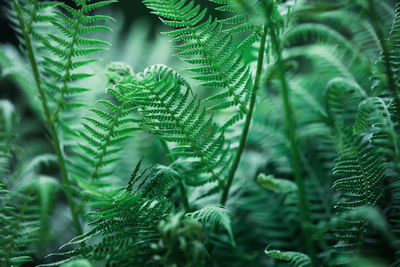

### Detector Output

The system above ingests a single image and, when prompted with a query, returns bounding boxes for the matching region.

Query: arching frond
[209,0,264,51]
[143,0,254,130]
[11,0,116,136]
[0,183,41,266]
[70,81,139,187]
[43,171,174,267]
[187,204,234,245]
[265,247,311,267]
[119,64,230,187]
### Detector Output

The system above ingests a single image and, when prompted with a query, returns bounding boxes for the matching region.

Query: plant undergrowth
[1,0,400,266]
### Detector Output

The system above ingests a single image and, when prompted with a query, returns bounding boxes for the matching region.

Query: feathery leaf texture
[0,183,41,266]
[209,0,263,51]
[143,0,254,129]
[0,101,16,177]
[70,82,139,184]
[332,130,385,249]
[265,247,311,267]
[44,180,173,266]
[12,0,116,133]
[120,64,230,187]
[187,204,234,245]
[385,2,400,95]
[325,81,386,250]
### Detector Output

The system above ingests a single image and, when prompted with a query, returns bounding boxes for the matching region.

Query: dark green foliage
[42,162,175,267]
[2,0,400,266]
[151,212,206,266]
[0,183,40,266]
[0,101,16,177]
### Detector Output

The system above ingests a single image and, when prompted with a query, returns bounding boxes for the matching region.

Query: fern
[71,70,139,187]
[44,191,173,266]
[324,64,386,254]
[10,0,116,236]
[40,0,116,131]
[0,183,41,266]
[209,0,263,51]
[119,64,230,187]
[0,100,16,178]
[332,130,385,249]
[143,0,254,130]
[11,0,116,132]
[3,0,400,266]
[187,204,234,245]
[265,247,311,267]
[152,212,206,266]
[43,162,177,267]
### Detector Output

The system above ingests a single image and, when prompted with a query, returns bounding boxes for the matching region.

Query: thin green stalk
[269,25,318,267]
[12,0,82,236]
[160,139,190,212]
[220,24,268,205]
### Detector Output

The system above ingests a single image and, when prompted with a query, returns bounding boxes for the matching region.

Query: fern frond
[46,0,115,129]
[257,173,298,194]
[143,0,254,129]
[0,183,41,266]
[127,161,179,199]
[70,82,139,185]
[325,79,386,250]
[329,127,385,250]
[265,247,311,267]
[13,0,116,134]
[44,190,173,266]
[0,100,16,178]
[209,0,263,51]
[187,204,234,245]
[121,64,230,187]
[152,212,206,266]
[325,77,367,127]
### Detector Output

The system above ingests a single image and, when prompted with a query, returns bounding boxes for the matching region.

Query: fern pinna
[143,0,254,130]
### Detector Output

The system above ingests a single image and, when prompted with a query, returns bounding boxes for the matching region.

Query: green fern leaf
[120,64,230,187]
[143,0,254,130]
[265,247,311,267]
[70,83,139,186]
[187,204,235,245]
[0,183,41,266]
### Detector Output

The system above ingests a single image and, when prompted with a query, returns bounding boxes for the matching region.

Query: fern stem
[367,0,399,104]
[220,24,268,205]
[269,24,318,267]
[160,139,190,212]
[90,104,125,182]
[12,0,82,236]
